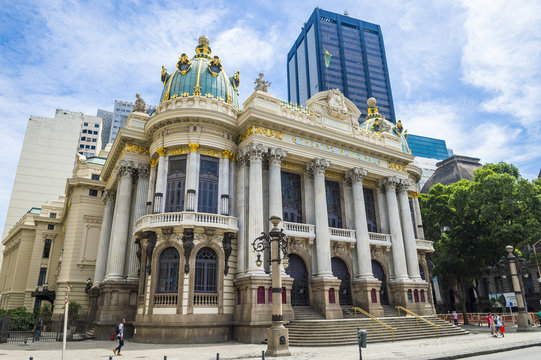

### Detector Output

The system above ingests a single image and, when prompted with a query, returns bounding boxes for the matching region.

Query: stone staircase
[381,304,399,317]
[287,313,468,346]
[292,306,325,320]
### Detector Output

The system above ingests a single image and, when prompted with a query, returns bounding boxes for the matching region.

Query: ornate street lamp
[497,245,532,331]
[252,215,290,357]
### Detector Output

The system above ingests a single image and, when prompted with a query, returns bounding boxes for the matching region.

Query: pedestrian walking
[33,320,42,341]
[537,310,541,327]
[494,315,502,337]
[113,319,126,356]
[452,311,458,326]
[485,314,491,328]
[489,314,496,336]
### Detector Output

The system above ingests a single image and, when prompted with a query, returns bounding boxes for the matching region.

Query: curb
[428,342,541,359]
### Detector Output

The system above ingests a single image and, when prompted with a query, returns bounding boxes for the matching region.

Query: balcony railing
[329,227,356,242]
[154,293,178,307]
[135,212,238,233]
[369,232,392,247]
[283,221,316,240]
[416,239,435,252]
[194,293,218,306]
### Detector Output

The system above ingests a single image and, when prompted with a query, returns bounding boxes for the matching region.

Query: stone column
[246,144,267,274]
[397,180,421,281]
[236,151,247,274]
[268,148,286,222]
[413,194,425,240]
[154,147,167,213]
[346,168,374,280]
[376,180,389,234]
[221,150,231,215]
[186,143,200,211]
[308,158,333,278]
[93,190,116,284]
[384,176,409,281]
[146,163,157,214]
[229,155,236,217]
[127,164,150,281]
[105,161,135,281]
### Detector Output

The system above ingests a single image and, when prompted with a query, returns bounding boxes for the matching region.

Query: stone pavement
[1,326,540,360]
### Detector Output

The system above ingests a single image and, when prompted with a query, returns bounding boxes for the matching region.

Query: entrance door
[371,260,389,305]
[285,254,309,306]
[331,257,352,305]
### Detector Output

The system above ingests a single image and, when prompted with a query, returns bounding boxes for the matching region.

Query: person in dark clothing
[113,319,126,356]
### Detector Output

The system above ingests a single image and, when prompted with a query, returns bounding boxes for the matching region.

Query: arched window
[414,289,419,303]
[257,286,265,304]
[407,289,413,302]
[371,289,377,303]
[325,180,342,228]
[281,172,303,223]
[420,289,426,302]
[194,247,218,293]
[157,247,180,293]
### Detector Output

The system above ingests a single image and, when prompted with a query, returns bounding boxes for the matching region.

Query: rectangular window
[166,155,187,212]
[83,122,88,126]
[92,138,97,142]
[89,189,98,196]
[281,172,303,223]
[37,268,47,286]
[81,136,86,141]
[49,213,56,218]
[363,188,378,232]
[94,123,99,128]
[47,224,54,230]
[79,144,84,149]
[42,239,52,258]
[93,131,98,135]
[198,156,219,213]
[91,174,100,180]
[85,145,90,149]
[82,129,87,133]
[325,180,342,228]
[91,146,96,149]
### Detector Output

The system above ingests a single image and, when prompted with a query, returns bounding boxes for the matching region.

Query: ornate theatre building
[84,36,434,343]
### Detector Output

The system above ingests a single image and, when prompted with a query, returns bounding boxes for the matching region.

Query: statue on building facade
[133,93,146,113]
[254,73,271,92]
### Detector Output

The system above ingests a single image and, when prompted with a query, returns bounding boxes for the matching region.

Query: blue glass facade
[407,134,449,160]
[288,8,396,123]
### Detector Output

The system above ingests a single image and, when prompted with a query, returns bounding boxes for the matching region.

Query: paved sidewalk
[1,327,540,360]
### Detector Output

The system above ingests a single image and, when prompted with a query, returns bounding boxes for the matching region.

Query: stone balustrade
[193,293,219,306]
[283,221,316,240]
[135,212,238,233]
[415,239,435,252]
[154,293,178,307]
[368,232,392,247]
[329,227,356,242]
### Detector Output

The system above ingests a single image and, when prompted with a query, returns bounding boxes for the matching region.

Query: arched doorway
[331,257,352,305]
[285,254,309,306]
[371,260,389,305]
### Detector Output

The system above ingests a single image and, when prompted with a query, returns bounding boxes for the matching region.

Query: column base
[233,275,272,344]
[352,278,384,317]
[266,324,291,357]
[310,277,343,319]
[388,281,434,316]
[94,280,139,339]
[517,312,533,332]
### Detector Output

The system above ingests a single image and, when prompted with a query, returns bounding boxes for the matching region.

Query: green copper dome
[160,36,240,108]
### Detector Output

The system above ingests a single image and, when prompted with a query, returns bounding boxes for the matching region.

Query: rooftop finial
[195,35,211,57]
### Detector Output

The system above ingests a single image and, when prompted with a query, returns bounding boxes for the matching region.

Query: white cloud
[460,0,541,126]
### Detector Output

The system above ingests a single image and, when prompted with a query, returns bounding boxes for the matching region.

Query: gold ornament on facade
[193,84,201,96]
[161,66,167,85]
[222,149,233,159]
[239,126,283,142]
[281,161,304,172]
[326,170,344,181]
[188,143,200,153]
[388,162,408,173]
[156,147,167,157]
[208,55,223,77]
[205,93,214,98]
[199,147,221,158]
[163,91,170,101]
[122,144,150,156]
[149,158,159,168]
[167,147,189,156]
[176,53,191,75]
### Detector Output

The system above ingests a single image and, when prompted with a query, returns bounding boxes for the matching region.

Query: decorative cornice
[388,162,408,173]
[200,147,221,158]
[188,143,200,153]
[345,167,367,184]
[156,147,167,157]
[268,148,287,167]
[306,158,330,176]
[122,144,149,156]
[326,170,344,181]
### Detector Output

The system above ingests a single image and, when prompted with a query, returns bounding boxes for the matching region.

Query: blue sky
[0,0,540,236]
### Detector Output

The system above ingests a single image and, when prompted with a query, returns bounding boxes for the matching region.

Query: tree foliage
[420,163,541,322]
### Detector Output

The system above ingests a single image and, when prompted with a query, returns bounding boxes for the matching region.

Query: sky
[0,0,540,237]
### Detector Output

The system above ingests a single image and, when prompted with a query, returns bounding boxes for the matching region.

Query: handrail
[352,307,396,342]
[395,306,440,337]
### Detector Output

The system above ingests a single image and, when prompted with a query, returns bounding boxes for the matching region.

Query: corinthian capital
[306,158,330,176]
[116,160,135,177]
[102,189,116,204]
[345,167,367,184]
[397,179,411,193]
[138,163,151,179]
[245,143,267,162]
[377,179,386,193]
[268,148,287,167]
[383,175,400,191]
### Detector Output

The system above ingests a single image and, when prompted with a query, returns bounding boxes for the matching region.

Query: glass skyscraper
[288,8,396,123]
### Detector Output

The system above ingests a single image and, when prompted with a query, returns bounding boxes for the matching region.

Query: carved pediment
[305,89,362,133]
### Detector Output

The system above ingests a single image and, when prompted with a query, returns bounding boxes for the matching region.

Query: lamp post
[252,215,290,357]
[498,245,531,331]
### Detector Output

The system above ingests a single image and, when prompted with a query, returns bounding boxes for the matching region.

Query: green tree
[420,163,541,324]
[68,300,81,320]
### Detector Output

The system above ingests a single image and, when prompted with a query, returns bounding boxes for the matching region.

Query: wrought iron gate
[285,254,309,306]
[332,257,352,305]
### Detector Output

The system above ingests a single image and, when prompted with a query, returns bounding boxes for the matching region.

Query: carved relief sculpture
[144,231,157,275]
[222,232,235,275]
[133,93,146,113]
[182,228,194,274]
